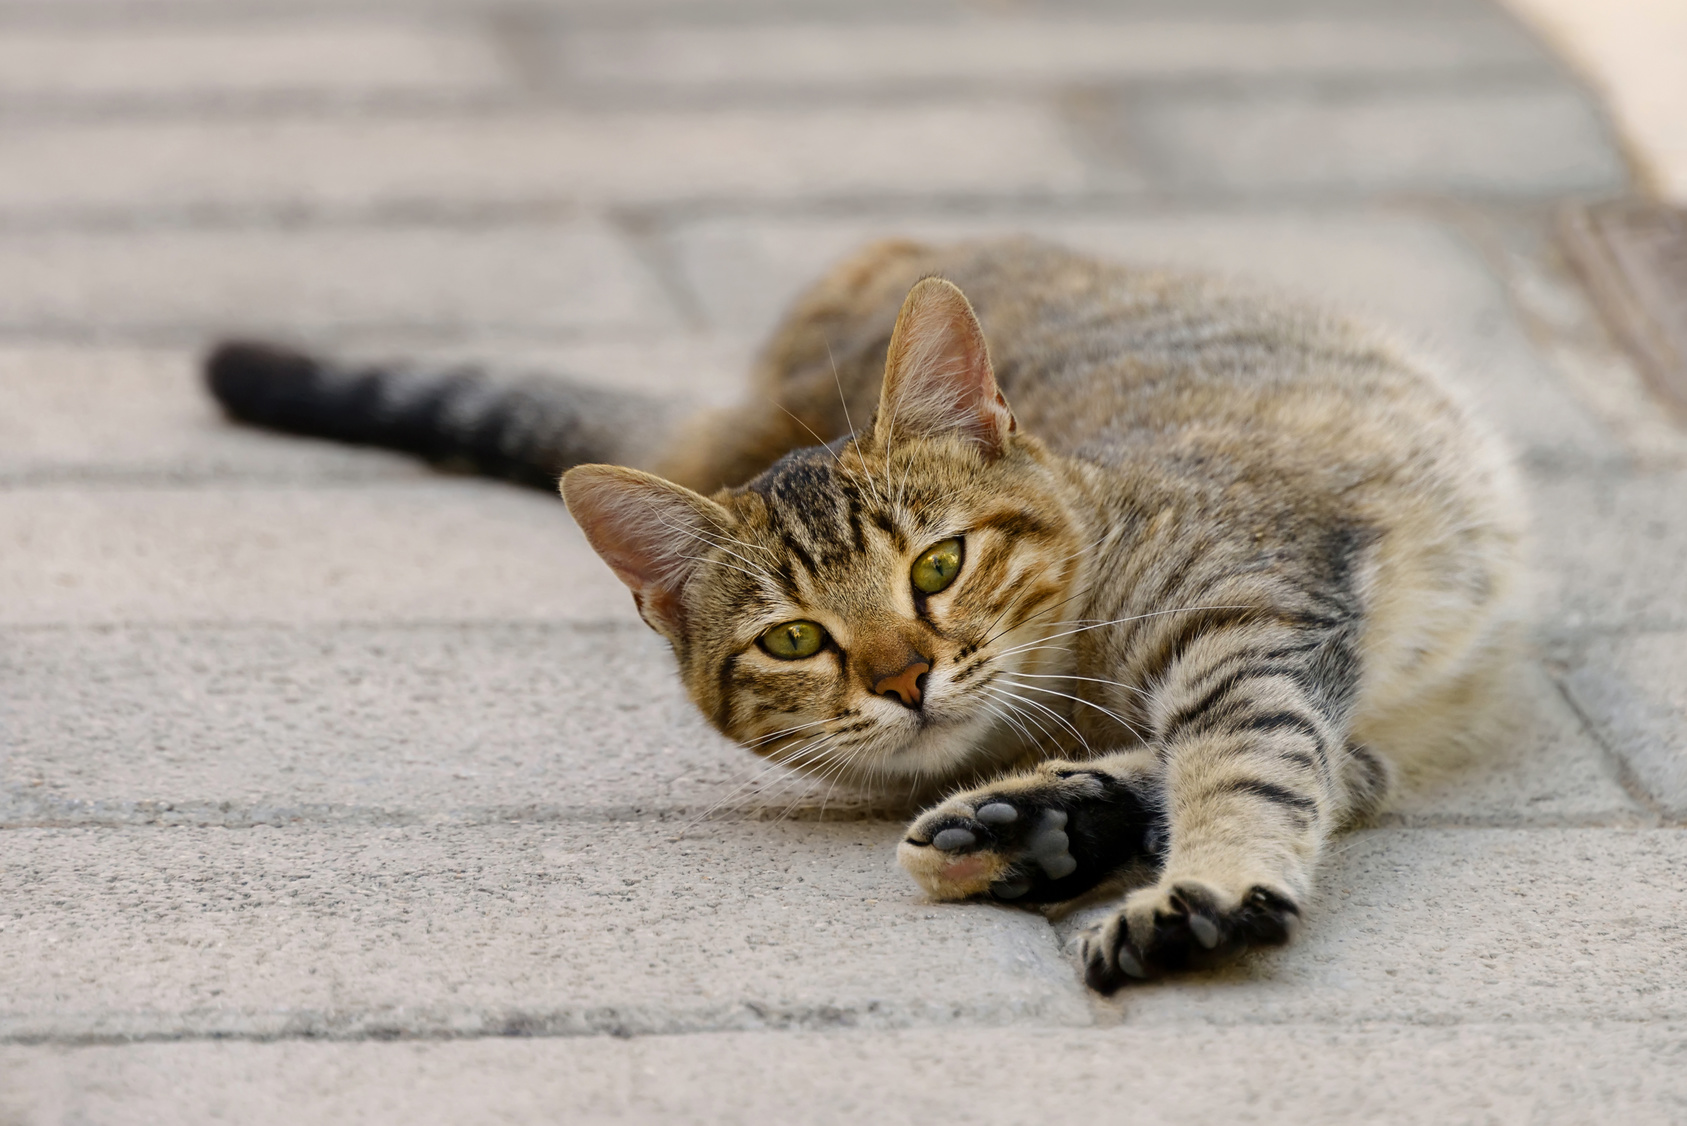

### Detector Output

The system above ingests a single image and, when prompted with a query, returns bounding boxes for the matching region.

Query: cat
[207,237,1523,989]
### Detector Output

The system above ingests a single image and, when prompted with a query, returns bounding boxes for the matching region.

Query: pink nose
[874,661,930,708]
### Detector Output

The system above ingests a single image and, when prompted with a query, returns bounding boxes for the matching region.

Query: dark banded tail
[205,341,678,489]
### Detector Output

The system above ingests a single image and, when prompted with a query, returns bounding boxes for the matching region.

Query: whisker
[824,337,885,510]
[980,694,1047,756]
[991,604,1253,661]
[980,684,1073,755]
[985,684,1092,754]
[743,715,834,750]
[1004,670,1152,698]
[672,726,843,838]
[999,675,1148,741]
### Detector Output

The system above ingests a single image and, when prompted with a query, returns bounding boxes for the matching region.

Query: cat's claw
[1078,880,1300,991]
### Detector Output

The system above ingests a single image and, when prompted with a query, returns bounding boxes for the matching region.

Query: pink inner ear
[561,465,726,636]
[877,278,1016,455]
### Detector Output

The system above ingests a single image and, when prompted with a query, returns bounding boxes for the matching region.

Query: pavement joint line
[1,805,1673,831]
[7,1007,1687,1051]
[0,193,1595,237]
[0,797,913,829]
[0,618,646,633]
[0,1004,1095,1049]
[0,452,1655,490]
[0,186,1637,236]
[0,68,1578,125]
[607,209,710,331]
[1546,666,1671,822]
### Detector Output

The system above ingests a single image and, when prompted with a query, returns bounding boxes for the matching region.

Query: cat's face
[564,277,1086,789]
[679,433,1083,787]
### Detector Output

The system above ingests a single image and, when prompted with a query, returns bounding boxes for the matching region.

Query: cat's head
[563,278,1086,791]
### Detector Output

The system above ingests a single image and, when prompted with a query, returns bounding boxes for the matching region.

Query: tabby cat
[207,238,1522,989]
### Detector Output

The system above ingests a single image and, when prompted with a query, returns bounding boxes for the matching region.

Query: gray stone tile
[557,15,1547,90]
[0,821,1088,1041]
[0,483,635,627]
[0,222,676,341]
[1532,471,1687,634]
[1562,631,1687,820]
[0,339,751,484]
[1383,661,1644,827]
[0,625,1640,830]
[665,210,1617,460]
[0,105,1091,219]
[7,1023,1687,1125]
[0,20,508,105]
[1058,828,1687,1024]
[0,347,428,486]
[1128,85,1627,195]
[0,624,769,826]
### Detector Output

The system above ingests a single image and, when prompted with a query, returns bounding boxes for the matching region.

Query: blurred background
[5,0,1687,1119]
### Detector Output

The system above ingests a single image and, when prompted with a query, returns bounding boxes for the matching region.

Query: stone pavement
[1,0,1685,1121]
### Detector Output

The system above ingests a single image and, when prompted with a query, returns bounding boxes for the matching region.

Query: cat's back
[775,236,1514,533]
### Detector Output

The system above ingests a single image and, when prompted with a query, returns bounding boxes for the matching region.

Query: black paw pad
[991,808,1077,896]
[1080,883,1301,992]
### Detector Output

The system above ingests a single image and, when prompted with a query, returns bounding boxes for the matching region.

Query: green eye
[760,620,827,660]
[911,537,964,595]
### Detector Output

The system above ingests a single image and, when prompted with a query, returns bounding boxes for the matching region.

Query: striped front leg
[1079,610,1383,990]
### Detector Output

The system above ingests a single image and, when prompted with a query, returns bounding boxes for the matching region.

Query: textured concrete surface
[6,1023,1687,1126]
[0,0,1682,1121]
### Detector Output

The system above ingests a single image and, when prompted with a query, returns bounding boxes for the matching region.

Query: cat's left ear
[873,276,1016,457]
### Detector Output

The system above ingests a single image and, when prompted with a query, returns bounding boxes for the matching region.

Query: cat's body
[209,238,1523,989]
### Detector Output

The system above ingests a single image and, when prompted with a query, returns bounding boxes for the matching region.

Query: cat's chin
[867,706,1020,787]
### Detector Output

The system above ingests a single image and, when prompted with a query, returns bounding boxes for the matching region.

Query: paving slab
[1,826,1680,1045]
[1532,470,1687,633]
[0,340,749,484]
[1126,85,1626,195]
[1561,630,1687,820]
[1,627,1630,830]
[1382,660,1644,827]
[0,222,675,342]
[0,821,1088,1042]
[0,624,748,826]
[555,15,1547,91]
[6,1022,1686,1126]
[0,20,508,105]
[1058,828,1687,1025]
[665,209,1618,461]
[0,105,1094,220]
[0,483,635,626]
[0,348,427,486]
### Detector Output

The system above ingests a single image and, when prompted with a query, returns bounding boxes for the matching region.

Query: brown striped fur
[561,238,1523,988]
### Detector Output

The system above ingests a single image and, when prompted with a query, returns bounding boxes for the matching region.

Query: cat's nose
[874,659,931,709]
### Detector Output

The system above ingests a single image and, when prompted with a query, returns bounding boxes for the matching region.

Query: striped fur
[206,239,1524,988]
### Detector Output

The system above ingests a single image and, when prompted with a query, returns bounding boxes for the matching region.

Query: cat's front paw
[897,766,1155,904]
[1077,878,1300,992]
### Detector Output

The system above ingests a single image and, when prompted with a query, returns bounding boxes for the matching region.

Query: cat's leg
[897,750,1164,904]
[1076,621,1379,990]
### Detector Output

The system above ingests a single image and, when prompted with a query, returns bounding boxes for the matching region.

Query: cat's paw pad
[1077,880,1300,992]
[897,769,1141,903]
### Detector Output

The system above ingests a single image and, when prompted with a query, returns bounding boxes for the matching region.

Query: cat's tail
[204,341,681,489]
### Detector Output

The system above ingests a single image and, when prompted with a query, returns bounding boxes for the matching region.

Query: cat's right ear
[561,465,730,640]
[873,276,1016,458]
